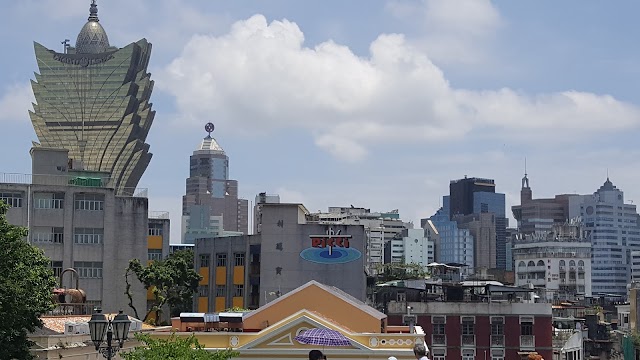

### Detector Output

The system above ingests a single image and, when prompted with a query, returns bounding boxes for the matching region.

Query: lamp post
[88,309,132,359]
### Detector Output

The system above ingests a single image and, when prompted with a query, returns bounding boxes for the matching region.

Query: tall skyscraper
[448,177,508,269]
[568,178,640,295]
[29,1,155,194]
[428,197,475,273]
[182,124,248,243]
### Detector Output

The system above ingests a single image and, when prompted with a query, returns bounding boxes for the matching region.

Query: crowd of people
[307,342,430,360]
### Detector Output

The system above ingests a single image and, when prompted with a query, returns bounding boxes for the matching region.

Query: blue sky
[2,0,640,242]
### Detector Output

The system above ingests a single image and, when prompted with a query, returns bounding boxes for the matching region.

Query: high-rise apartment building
[568,179,640,295]
[182,126,248,242]
[29,1,155,195]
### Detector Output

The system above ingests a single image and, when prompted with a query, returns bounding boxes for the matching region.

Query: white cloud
[0,83,34,123]
[386,0,502,65]
[157,14,640,162]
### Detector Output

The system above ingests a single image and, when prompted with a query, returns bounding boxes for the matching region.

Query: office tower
[182,125,248,243]
[428,197,475,275]
[29,1,155,195]
[448,177,508,269]
[568,178,640,295]
[511,172,572,235]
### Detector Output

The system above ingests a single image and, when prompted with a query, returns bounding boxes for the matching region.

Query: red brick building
[387,301,553,360]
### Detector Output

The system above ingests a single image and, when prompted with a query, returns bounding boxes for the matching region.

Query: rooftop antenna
[205,122,214,139]
[61,39,70,54]
[607,168,610,181]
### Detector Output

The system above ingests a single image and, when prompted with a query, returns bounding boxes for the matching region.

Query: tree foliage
[125,249,201,323]
[122,332,239,360]
[0,202,57,359]
[374,262,429,283]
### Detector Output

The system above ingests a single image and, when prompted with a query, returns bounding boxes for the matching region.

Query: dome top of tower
[75,1,110,54]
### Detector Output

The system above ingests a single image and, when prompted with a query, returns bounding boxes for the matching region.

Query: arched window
[537,260,545,266]
[518,261,526,268]
[559,260,566,266]
[528,261,535,267]
[578,260,584,266]
[569,260,576,266]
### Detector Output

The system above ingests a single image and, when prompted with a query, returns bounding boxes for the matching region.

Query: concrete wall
[258,204,366,305]
[0,182,149,316]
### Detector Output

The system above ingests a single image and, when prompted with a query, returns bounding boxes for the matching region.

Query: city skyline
[2,1,640,242]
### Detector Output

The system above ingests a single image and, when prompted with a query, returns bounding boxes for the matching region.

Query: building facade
[29,1,155,195]
[568,178,640,295]
[513,223,592,300]
[387,300,553,360]
[182,130,249,242]
[0,147,148,314]
[195,202,369,311]
[429,198,475,273]
[511,173,572,235]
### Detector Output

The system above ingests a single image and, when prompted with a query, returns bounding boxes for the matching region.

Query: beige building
[456,212,497,270]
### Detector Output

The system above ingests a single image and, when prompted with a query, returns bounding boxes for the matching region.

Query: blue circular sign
[300,247,362,264]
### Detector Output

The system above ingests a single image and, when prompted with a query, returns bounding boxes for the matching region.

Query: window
[73,228,103,244]
[559,260,566,266]
[432,316,446,345]
[148,223,163,236]
[215,285,226,297]
[431,348,446,360]
[234,253,245,266]
[234,284,244,297]
[34,192,64,209]
[578,260,585,266]
[198,285,209,297]
[518,261,525,268]
[74,193,104,211]
[216,253,227,266]
[491,317,504,346]
[200,254,210,268]
[148,249,163,261]
[569,260,576,267]
[536,260,544,266]
[520,317,534,335]
[0,192,23,208]
[461,316,475,346]
[491,349,505,360]
[527,261,535,266]
[462,349,475,360]
[32,227,64,243]
[51,261,63,278]
[74,261,102,278]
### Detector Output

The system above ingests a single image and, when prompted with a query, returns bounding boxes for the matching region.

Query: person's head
[309,349,324,360]
[413,343,428,358]
[388,357,398,360]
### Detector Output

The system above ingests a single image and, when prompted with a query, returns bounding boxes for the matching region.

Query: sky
[2,0,640,243]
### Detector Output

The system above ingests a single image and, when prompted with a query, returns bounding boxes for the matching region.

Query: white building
[568,178,640,295]
[402,228,435,266]
[513,223,592,300]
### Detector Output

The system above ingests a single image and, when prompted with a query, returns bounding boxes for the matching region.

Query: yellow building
[157,281,425,359]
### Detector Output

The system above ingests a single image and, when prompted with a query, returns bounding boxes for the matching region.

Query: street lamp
[88,309,131,359]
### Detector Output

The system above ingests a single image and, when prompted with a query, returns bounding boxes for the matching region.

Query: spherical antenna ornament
[205,122,215,136]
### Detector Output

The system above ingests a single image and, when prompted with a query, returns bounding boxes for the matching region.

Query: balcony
[520,335,535,349]
[461,335,475,346]
[491,335,504,347]
[578,266,584,272]
[432,334,446,346]
[559,266,565,271]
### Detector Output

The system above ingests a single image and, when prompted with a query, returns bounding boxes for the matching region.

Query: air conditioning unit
[64,322,90,335]
[129,318,143,331]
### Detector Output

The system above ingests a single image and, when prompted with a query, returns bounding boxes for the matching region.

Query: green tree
[122,332,238,360]
[0,202,57,359]
[125,249,201,323]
